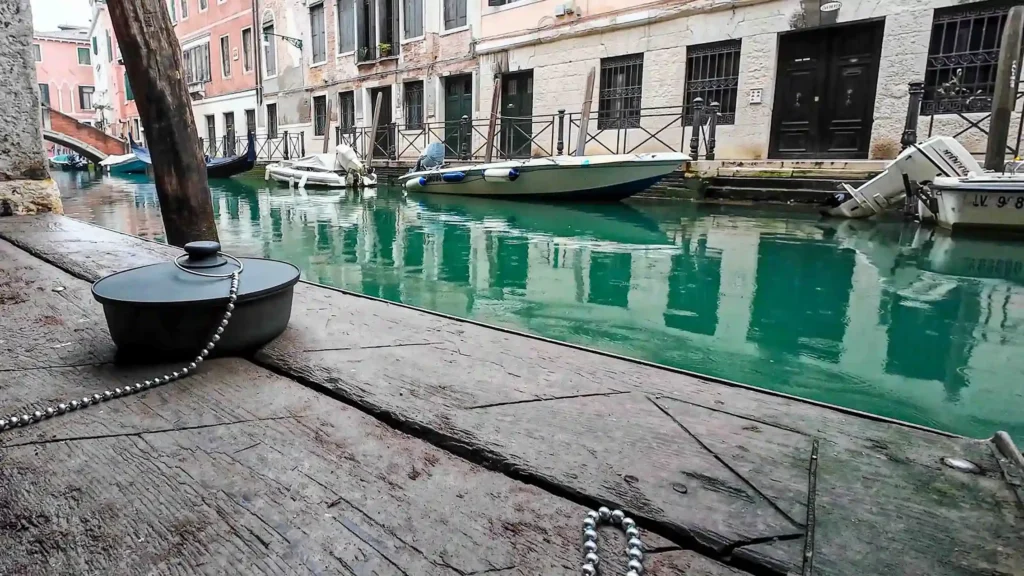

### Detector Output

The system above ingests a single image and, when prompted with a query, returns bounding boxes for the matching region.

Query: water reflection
[56,172,1024,440]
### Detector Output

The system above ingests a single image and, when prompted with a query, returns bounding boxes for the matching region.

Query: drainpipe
[253,0,262,107]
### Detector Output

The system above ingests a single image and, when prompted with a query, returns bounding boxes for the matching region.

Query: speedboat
[265,144,377,188]
[100,153,147,175]
[49,153,89,171]
[402,151,689,201]
[821,135,1024,231]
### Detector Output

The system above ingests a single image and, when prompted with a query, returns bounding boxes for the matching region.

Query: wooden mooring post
[986,5,1024,170]
[366,92,383,165]
[106,0,218,246]
[575,67,596,157]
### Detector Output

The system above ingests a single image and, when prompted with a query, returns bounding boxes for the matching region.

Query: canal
[54,170,1024,441]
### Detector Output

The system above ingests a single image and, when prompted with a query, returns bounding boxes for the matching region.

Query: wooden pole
[106,0,217,246]
[575,67,596,157]
[485,76,501,163]
[986,5,1024,171]
[366,92,384,165]
[323,98,333,153]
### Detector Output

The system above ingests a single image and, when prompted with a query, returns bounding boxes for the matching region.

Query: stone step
[704,185,837,204]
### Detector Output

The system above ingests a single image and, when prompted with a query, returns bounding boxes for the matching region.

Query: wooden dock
[1,214,1022,576]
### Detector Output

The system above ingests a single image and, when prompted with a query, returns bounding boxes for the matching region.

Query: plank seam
[802,439,820,576]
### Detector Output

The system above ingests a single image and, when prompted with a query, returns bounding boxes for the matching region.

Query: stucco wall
[479,0,1020,160]
[34,37,95,122]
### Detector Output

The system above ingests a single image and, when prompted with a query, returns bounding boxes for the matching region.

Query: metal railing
[199,132,305,161]
[333,105,716,162]
[902,79,1024,157]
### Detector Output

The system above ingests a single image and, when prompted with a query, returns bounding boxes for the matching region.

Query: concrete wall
[476,0,1024,160]
[0,0,61,216]
[175,0,258,101]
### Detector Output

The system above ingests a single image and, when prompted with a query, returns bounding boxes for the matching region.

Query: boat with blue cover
[132,132,257,179]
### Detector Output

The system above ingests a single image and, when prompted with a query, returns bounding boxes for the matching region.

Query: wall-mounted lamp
[263,31,302,50]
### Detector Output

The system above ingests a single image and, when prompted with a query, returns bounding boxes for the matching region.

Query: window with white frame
[242,28,253,72]
[313,95,327,136]
[263,22,277,77]
[404,0,422,39]
[267,103,278,138]
[339,91,355,132]
[199,0,207,10]
[338,0,355,53]
[443,0,466,30]
[183,43,212,84]
[220,35,231,77]
[79,86,94,110]
[33,44,41,62]
[310,2,326,64]
[404,81,423,129]
[180,0,188,19]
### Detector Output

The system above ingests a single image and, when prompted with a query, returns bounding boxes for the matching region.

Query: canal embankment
[252,158,885,206]
[1,213,1022,576]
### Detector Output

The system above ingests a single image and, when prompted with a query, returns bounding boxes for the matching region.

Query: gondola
[132,132,257,179]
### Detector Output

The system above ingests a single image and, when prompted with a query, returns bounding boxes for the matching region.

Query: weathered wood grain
[1,215,1022,576]
[107,0,218,245]
[1,239,728,575]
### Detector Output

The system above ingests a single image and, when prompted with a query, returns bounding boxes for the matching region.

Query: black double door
[769,20,884,159]
[501,71,533,158]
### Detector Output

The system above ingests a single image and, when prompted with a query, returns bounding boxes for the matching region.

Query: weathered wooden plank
[1,216,1022,576]
[0,243,724,575]
[0,239,113,370]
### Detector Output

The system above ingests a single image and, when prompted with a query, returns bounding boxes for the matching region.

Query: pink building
[33,25,94,155]
[173,0,259,157]
[88,1,142,145]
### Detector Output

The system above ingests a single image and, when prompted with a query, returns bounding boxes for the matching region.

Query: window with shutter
[444,0,466,30]
[404,0,422,38]
[220,35,231,77]
[338,0,355,53]
[124,72,134,101]
[263,23,277,76]
[310,3,326,63]
[267,104,278,139]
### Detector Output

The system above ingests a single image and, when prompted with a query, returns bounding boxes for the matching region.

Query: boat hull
[932,177,1024,231]
[403,153,687,200]
[265,165,377,188]
[107,159,148,175]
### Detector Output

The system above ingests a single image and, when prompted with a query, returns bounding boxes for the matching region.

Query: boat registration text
[970,194,1024,209]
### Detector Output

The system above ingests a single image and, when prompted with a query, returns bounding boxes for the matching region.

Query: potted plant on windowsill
[358,46,370,60]
[378,43,392,58]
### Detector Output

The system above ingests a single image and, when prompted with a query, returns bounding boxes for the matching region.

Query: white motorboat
[402,152,689,200]
[822,135,1024,231]
[929,173,1024,231]
[265,144,377,188]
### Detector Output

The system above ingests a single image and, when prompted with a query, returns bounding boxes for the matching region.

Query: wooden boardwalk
[1,214,1022,576]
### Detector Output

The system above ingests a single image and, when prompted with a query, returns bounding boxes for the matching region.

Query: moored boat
[132,132,257,179]
[265,144,377,188]
[100,153,148,175]
[401,152,688,201]
[928,174,1024,232]
[49,153,89,171]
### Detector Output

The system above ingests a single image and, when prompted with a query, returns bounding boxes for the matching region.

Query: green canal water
[54,170,1024,441]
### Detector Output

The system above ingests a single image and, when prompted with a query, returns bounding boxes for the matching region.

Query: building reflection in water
[54,173,1024,440]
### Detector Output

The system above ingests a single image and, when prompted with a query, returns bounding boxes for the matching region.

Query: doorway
[445,74,473,158]
[769,19,885,159]
[369,85,393,158]
[501,71,533,158]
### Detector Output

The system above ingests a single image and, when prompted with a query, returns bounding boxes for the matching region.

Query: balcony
[187,81,206,99]
[356,43,398,64]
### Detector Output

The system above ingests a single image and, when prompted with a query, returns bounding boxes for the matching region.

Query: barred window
[313,95,327,136]
[404,81,424,129]
[338,91,355,131]
[683,40,740,125]
[923,1,1017,115]
[598,54,644,129]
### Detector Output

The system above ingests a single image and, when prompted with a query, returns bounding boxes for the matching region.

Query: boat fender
[442,172,466,183]
[264,167,271,181]
[483,168,520,182]
[405,177,427,190]
[299,174,309,189]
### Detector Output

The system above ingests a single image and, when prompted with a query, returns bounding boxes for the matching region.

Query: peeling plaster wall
[479,0,1015,160]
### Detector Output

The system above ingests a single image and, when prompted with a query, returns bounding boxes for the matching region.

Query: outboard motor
[412,141,445,173]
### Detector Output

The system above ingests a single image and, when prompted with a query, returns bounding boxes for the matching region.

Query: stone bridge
[41,106,127,162]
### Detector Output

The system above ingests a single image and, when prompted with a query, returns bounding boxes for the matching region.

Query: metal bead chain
[0,272,239,435]
[581,506,644,575]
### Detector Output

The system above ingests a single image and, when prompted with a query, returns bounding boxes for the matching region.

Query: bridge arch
[43,130,109,163]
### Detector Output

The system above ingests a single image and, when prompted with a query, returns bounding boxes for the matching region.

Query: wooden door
[819,21,884,157]
[769,20,884,159]
[445,74,473,158]
[500,71,534,158]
